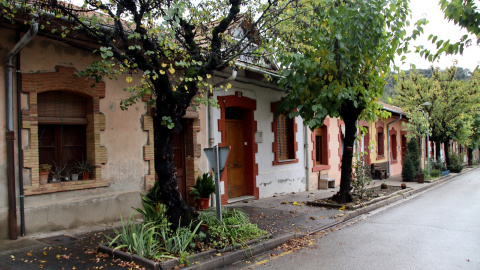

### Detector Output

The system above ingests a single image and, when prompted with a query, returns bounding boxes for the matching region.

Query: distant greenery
[382,67,472,103]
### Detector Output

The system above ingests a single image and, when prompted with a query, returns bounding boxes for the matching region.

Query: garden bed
[98,234,272,270]
[307,185,409,210]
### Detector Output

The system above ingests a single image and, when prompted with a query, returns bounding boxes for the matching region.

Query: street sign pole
[213,146,222,222]
[204,146,230,223]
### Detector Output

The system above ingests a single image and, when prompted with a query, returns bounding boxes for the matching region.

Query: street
[225,170,480,270]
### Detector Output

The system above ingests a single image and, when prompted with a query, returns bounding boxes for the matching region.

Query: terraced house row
[0,8,464,240]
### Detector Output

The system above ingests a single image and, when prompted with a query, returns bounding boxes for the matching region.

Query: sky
[397,0,480,71]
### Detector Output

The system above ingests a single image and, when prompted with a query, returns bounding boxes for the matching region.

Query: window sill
[312,164,331,171]
[273,158,299,166]
[25,179,108,196]
[376,156,385,160]
[391,160,398,164]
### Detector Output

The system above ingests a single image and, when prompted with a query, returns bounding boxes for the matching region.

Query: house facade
[2,17,416,240]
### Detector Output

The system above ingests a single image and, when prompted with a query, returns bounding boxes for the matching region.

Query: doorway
[225,108,247,199]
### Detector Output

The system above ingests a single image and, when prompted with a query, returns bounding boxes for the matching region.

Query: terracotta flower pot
[196,198,210,210]
[39,171,49,185]
[82,172,90,180]
[401,183,407,189]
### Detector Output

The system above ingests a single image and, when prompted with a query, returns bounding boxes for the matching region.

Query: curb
[97,233,304,270]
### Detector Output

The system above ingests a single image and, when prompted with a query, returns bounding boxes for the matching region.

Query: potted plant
[76,159,93,180]
[190,173,215,210]
[50,162,66,183]
[39,164,52,185]
[63,166,73,181]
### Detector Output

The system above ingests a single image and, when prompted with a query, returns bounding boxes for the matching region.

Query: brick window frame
[312,118,330,171]
[358,120,371,165]
[22,66,107,195]
[271,101,298,165]
[376,121,385,159]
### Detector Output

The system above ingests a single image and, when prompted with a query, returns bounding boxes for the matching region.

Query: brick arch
[21,66,107,195]
[22,66,105,98]
[217,92,258,204]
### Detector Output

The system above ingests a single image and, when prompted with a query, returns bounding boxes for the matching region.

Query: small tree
[402,139,420,181]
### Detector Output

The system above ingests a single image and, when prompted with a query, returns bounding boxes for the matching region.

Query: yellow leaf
[161,63,167,68]
[206,74,212,79]
[328,75,333,82]
[126,77,132,83]
[168,66,175,74]
[40,260,46,263]
[197,76,203,81]
[292,202,298,205]
[43,251,47,256]
[159,70,165,75]
[27,253,33,256]
[321,216,325,219]
[339,206,346,212]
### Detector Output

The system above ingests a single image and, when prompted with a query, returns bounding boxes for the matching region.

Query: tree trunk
[467,148,473,165]
[444,140,451,166]
[333,100,364,204]
[153,116,196,228]
[435,139,441,161]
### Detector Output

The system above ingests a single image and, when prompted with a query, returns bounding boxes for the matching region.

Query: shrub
[352,154,374,198]
[429,169,441,178]
[402,139,420,181]
[430,159,446,171]
[448,151,464,172]
[402,157,416,181]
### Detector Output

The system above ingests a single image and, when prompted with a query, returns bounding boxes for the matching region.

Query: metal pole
[427,113,430,176]
[213,146,222,222]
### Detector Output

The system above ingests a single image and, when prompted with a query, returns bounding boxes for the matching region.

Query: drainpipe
[304,125,310,191]
[208,68,237,147]
[207,68,237,206]
[5,20,38,240]
[16,45,26,237]
[387,114,402,177]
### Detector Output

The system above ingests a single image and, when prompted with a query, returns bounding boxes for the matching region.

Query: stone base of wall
[0,191,142,239]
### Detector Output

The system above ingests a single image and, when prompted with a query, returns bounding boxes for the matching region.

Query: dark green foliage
[447,151,464,172]
[402,139,421,181]
[430,169,441,178]
[402,158,416,181]
[189,173,215,199]
[430,158,446,171]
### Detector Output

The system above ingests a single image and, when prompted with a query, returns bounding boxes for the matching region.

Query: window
[315,127,326,165]
[377,128,384,157]
[271,101,298,165]
[276,114,295,160]
[38,91,87,170]
[391,134,397,161]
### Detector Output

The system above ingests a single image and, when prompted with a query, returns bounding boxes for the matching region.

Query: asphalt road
[224,170,480,270]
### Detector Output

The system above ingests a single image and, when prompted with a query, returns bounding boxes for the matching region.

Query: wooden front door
[173,129,187,199]
[226,119,246,198]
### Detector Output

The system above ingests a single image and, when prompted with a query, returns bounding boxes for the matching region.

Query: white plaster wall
[207,72,307,199]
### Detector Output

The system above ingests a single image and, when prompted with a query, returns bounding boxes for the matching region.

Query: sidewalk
[1,166,477,269]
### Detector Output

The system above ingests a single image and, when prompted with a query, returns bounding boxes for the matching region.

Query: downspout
[16,44,27,237]
[207,68,237,206]
[5,19,38,240]
[387,114,402,177]
[208,68,237,147]
[304,125,310,191]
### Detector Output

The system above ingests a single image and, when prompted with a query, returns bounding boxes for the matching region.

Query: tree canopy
[419,0,480,62]
[394,66,480,164]
[0,0,294,226]
[271,0,418,203]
